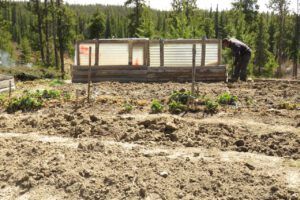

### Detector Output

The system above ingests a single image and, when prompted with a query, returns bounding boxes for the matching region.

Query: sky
[63,0,298,13]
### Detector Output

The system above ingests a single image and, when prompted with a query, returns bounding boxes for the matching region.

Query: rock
[245,163,255,170]
[89,115,98,122]
[64,114,75,122]
[79,169,92,178]
[139,188,146,198]
[159,171,168,178]
[164,122,178,134]
[235,139,245,147]
[270,186,279,193]
[185,138,194,147]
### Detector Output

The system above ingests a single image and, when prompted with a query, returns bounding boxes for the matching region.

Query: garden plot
[0,80,299,199]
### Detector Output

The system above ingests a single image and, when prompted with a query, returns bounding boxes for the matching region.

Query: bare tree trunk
[56,0,64,79]
[50,0,59,69]
[36,0,45,64]
[293,15,299,79]
[44,0,50,66]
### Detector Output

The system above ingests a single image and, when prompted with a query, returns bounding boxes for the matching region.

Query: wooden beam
[95,39,99,66]
[76,42,80,66]
[201,37,206,67]
[160,39,164,67]
[87,47,92,103]
[128,41,133,66]
[218,39,222,65]
[192,44,196,95]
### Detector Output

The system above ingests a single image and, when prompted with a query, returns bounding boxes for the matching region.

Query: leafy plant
[151,99,164,113]
[217,92,238,105]
[204,100,219,114]
[122,102,133,113]
[6,95,43,113]
[5,89,64,113]
[169,90,193,105]
[49,79,65,87]
[168,100,187,114]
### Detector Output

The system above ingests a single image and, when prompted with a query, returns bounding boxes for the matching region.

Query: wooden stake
[192,44,196,95]
[8,80,12,100]
[87,47,92,103]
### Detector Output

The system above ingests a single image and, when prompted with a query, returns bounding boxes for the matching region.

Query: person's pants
[233,52,251,81]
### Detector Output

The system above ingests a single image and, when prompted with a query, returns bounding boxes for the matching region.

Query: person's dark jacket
[228,38,251,64]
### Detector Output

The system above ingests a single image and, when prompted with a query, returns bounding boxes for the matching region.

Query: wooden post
[76,42,80,66]
[87,47,92,103]
[95,40,99,66]
[147,40,150,67]
[128,40,133,66]
[160,39,164,67]
[218,39,222,65]
[8,80,12,100]
[201,37,206,67]
[76,89,79,107]
[192,44,196,95]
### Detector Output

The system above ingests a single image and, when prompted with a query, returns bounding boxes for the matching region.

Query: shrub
[204,100,219,114]
[168,100,187,114]
[217,92,238,105]
[0,66,61,81]
[151,99,164,113]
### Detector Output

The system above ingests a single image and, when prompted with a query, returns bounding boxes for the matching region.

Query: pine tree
[268,0,290,77]
[254,15,269,75]
[137,5,155,38]
[88,10,105,39]
[125,0,145,37]
[20,37,32,64]
[214,5,219,38]
[104,14,112,38]
[268,14,276,54]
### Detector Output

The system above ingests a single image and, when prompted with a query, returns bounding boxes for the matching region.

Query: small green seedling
[168,100,187,114]
[122,102,133,113]
[217,92,238,105]
[151,99,164,113]
[204,100,219,114]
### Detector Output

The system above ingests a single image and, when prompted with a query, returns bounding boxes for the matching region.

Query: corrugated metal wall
[132,45,144,66]
[149,43,160,67]
[99,43,129,66]
[205,44,218,66]
[79,44,96,66]
[76,39,220,67]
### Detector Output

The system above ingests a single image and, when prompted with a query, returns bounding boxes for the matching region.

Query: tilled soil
[0,80,299,199]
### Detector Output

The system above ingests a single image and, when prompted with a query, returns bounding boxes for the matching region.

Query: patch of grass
[0,94,8,106]
[217,92,238,105]
[49,79,65,87]
[150,99,164,113]
[204,100,219,114]
[277,102,299,110]
[168,100,187,114]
